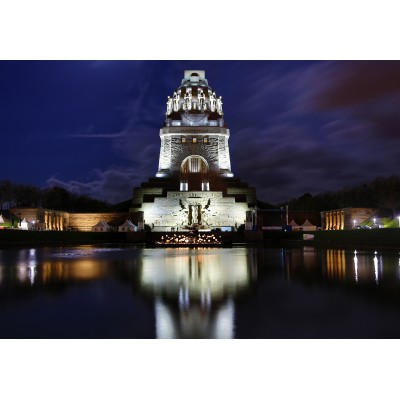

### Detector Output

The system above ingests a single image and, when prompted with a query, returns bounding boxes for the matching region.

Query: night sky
[1,60,400,205]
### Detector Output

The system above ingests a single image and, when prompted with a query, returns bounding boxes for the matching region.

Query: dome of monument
[164,70,225,127]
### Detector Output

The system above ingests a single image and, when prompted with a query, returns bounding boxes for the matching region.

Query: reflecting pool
[1,245,400,338]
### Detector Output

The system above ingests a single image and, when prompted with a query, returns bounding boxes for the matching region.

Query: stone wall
[11,208,66,230]
[67,212,143,231]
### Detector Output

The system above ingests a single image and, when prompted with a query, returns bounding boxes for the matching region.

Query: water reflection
[320,249,398,285]
[139,248,255,339]
[14,248,38,286]
[275,247,400,288]
[2,246,400,338]
[0,247,123,289]
[326,249,346,281]
[354,251,358,283]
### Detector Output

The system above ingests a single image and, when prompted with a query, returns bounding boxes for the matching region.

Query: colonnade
[44,211,64,230]
[324,211,344,230]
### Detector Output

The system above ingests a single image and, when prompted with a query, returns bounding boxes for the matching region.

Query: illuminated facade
[10,207,66,230]
[130,70,257,231]
[321,207,376,230]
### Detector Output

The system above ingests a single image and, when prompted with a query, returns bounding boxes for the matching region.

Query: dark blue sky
[1,60,400,204]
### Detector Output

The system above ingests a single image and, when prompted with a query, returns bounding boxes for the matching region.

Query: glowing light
[156,232,221,246]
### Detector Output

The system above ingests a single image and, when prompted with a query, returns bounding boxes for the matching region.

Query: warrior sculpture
[166,96,173,115]
[184,90,192,111]
[173,92,180,112]
[209,92,216,112]
[198,89,205,110]
[216,96,223,115]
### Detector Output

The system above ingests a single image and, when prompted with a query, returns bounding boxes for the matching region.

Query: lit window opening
[180,181,188,191]
[201,181,210,191]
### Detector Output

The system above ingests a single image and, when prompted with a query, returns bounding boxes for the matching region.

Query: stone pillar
[157,134,172,176]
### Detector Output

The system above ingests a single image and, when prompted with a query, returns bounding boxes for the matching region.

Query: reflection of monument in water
[130,70,257,231]
[139,248,257,338]
[0,248,116,288]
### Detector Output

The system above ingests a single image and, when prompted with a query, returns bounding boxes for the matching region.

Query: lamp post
[398,216,400,228]
[353,219,357,228]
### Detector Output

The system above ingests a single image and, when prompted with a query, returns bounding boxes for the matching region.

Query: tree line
[282,175,400,216]
[0,180,112,212]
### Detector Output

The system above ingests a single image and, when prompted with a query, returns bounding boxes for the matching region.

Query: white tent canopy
[92,220,111,232]
[118,220,137,232]
[301,219,317,231]
[20,218,29,230]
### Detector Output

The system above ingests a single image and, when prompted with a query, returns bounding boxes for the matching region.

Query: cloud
[47,166,144,204]
[226,61,400,203]
[305,61,400,110]
[45,61,400,206]
[295,61,400,141]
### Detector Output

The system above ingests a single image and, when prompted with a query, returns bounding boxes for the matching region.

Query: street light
[373,218,376,225]
[398,216,400,227]
[353,219,357,228]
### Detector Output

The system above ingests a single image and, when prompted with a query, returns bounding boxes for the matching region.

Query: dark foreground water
[1,245,400,338]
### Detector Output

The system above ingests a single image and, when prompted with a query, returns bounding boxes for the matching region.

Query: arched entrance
[180,156,209,191]
[181,155,208,174]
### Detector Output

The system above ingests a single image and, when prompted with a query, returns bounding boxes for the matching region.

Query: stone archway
[181,155,208,174]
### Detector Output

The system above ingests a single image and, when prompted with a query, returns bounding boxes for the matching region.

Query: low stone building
[321,207,376,230]
[11,207,66,230]
[10,208,144,231]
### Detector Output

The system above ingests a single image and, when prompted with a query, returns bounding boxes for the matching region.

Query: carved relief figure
[179,199,189,225]
[192,205,198,224]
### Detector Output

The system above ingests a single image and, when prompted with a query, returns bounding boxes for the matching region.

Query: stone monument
[130,70,257,231]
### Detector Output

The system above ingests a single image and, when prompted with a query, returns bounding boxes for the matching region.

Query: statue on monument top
[173,91,180,112]
[209,91,216,112]
[198,89,205,111]
[216,96,223,115]
[184,90,192,111]
[166,96,173,115]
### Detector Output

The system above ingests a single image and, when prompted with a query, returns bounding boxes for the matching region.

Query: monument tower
[130,70,257,231]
